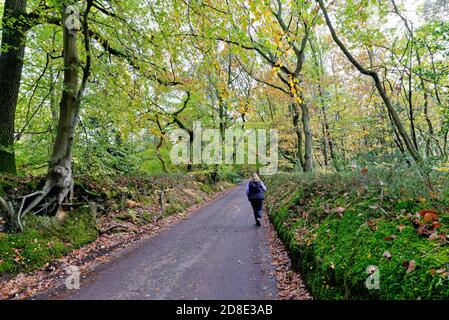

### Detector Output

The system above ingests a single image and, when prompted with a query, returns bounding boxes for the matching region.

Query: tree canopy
[0,0,448,225]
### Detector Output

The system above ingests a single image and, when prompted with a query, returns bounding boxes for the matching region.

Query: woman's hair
[251,173,261,182]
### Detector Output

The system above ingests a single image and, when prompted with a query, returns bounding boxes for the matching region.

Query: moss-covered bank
[265,169,449,299]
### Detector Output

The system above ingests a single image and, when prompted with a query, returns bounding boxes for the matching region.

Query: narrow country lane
[47,183,278,300]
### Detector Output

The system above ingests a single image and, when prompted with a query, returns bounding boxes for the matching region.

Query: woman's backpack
[248,181,265,200]
[249,181,261,194]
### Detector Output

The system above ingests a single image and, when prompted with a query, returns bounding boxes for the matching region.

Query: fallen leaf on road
[263,215,312,300]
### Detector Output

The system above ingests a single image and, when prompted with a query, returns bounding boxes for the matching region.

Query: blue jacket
[246,180,267,200]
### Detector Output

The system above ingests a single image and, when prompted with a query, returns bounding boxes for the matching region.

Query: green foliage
[3,0,447,179]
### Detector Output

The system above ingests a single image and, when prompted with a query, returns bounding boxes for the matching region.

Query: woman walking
[246,173,267,226]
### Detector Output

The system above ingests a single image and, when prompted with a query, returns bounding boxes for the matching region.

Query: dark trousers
[250,199,264,220]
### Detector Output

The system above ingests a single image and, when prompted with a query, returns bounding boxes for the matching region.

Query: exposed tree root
[0,195,19,231]
[2,166,74,232]
[100,224,131,235]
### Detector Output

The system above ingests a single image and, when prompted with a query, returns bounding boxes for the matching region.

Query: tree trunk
[321,123,329,167]
[415,50,436,158]
[404,47,419,151]
[299,99,314,172]
[310,41,336,165]
[292,103,305,171]
[48,3,81,194]
[49,27,59,144]
[17,1,91,219]
[309,36,337,167]
[422,79,434,158]
[156,135,168,173]
[0,0,28,174]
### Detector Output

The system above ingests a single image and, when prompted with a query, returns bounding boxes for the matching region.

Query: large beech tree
[12,0,93,226]
[0,0,27,174]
